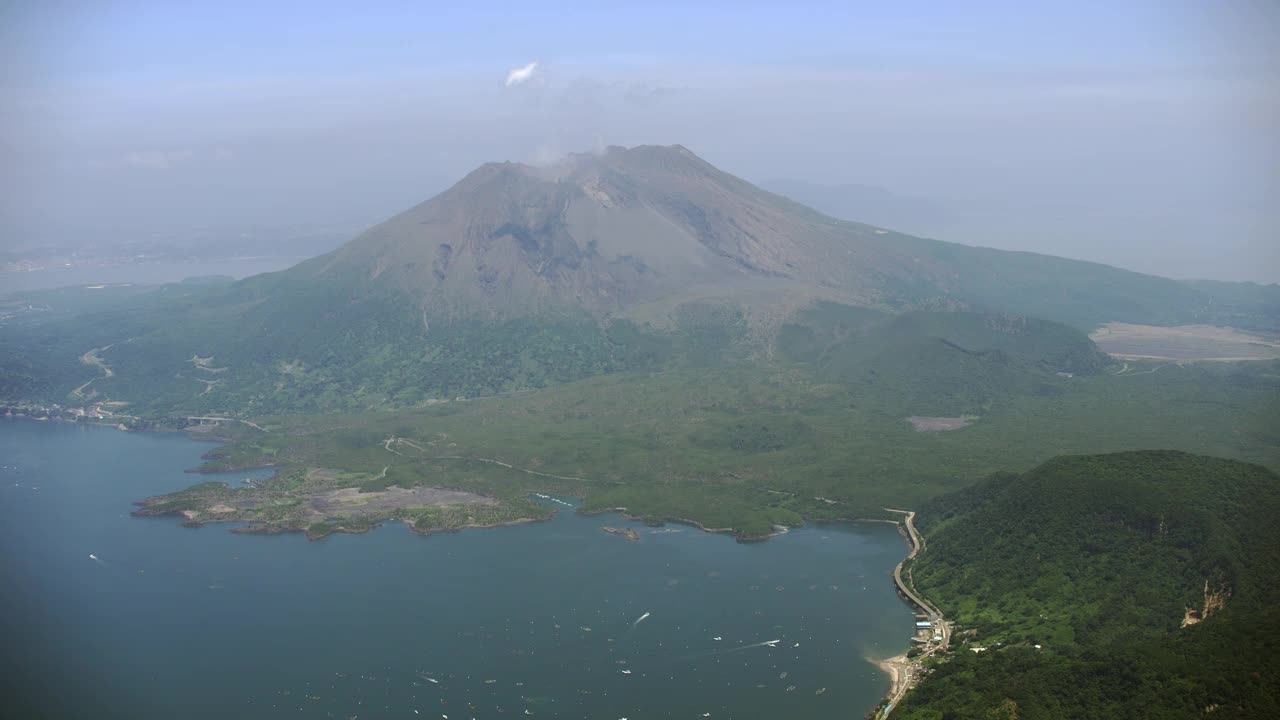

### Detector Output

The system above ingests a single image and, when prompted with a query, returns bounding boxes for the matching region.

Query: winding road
[71,345,114,398]
[185,416,265,431]
[881,508,950,717]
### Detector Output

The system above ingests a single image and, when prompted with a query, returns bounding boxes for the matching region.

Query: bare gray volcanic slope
[263,144,1224,332]
[297,145,963,320]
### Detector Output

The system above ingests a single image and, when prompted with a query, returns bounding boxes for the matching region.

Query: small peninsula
[132,466,550,540]
[602,526,640,542]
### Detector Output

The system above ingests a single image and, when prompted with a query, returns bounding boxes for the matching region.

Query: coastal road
[885,509,943,626]
[881,508,950,717]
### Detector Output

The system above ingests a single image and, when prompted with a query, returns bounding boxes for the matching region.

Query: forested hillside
[895,451,1280,719]
[1,279,1109,417]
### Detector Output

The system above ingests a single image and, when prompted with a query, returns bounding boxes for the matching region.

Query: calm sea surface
[0,418,913,719]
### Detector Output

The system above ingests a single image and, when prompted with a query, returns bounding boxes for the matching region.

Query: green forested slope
[1,277,1110,417]
[896,451,1280,719]
[0,280,670,414]
[780,303,1110,415]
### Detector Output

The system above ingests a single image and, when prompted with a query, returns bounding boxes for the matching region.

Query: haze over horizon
[4,7,1280,719]
[3,1,1277,282]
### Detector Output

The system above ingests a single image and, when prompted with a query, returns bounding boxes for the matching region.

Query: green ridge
[896,451,1280,719]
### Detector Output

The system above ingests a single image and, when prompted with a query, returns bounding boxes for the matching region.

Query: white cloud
[505,61,539,87]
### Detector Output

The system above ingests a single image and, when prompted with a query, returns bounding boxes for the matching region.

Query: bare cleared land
[1090,323,1280,362]
[906,416,978,432]
[312,484,496,516]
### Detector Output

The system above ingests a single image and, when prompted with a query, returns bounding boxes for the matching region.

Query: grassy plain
[1090,322,1280,361]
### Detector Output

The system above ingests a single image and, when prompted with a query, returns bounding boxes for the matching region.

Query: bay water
[0,418,913,719]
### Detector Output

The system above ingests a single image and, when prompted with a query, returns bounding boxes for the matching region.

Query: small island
[602,526,640,542]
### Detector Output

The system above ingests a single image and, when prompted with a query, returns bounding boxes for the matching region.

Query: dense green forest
[1,247,1276,418]
[1,286,1111,417]
[134,348,1279,539]
[0,281,668,414]
[895,451,1280,719]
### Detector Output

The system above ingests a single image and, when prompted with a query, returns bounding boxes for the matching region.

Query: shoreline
[870,509,949,718]
[580,506,800,541]
[876,654,910,711]
[133,504,552,542]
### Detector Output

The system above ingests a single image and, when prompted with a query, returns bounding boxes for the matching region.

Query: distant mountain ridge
[255,144,1228,329]
[1,144,1276,415]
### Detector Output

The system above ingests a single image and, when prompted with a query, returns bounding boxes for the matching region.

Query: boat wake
[704,638,781,657]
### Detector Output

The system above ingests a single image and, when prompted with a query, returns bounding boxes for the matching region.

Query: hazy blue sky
[3,0,1277,281]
